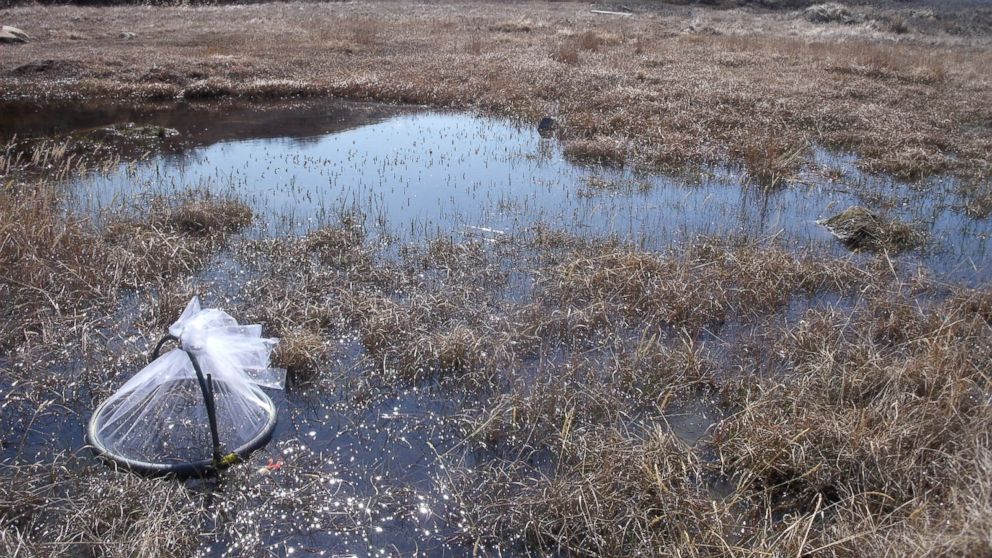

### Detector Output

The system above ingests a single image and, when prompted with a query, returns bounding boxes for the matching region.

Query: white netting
[90,297,285,468]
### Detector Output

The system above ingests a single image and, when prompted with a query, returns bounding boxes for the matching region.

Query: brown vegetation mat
[2,1,991,181]
[3,158,991,553]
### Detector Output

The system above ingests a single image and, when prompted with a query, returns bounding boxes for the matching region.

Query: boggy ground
[1,133,991,556]
[2,1,992,557]
[2,0,992,185]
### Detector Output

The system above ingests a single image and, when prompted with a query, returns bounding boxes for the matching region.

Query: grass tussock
[0,136,254,349]
[273,326,328,382]
[0,185,112,348]
[711,291,992,554]
[455,426,723,555]
[819,205,924,252]
[535,239,865,336]
[449,248,992,555]
[490,19,537,33]
[551,41,580,65]
[741,137,805,189]
[563,136,626,165]
[108,195,253,236]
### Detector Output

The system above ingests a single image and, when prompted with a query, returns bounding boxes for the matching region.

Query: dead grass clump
[160,198,253,235]
[466,37,483,56]
[273,327,328,382]
[551,41,580,65]
[100,195,252,288]
[238,268,340,335]
[624,332,717,403]
[741,138,804,189]
[454,425,729,555]
[884,16,911,35]
[959,181,992,219]
[562,136,625,165]
[101,221,212,289]
[715,293,992,519]
[0,461,201,557]
[350,18,381,48]
[577,30,604,52]
[429,323,485,371]
[489,19,535,33]
[0,185,114,348]
[347,292,506,381]
[240,79,321,98]
[859,145,950,181]
[348,295,429,373]
[818,205,924,252]
[141,278,199,329]
[804,3,862,25]
[304,218,367,267]
[829,47,948,87]
[108,195,253,237]
[177,78,235,100]
[538,240,864,335]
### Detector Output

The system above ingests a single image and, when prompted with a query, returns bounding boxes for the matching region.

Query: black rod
[151,334,179,361]
[185,350,223,468]
[148,333,225,470]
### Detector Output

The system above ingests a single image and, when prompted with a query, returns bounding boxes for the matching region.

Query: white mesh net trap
[87,297,285,476]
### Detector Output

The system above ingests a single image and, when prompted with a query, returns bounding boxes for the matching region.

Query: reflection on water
[61,99,991,285]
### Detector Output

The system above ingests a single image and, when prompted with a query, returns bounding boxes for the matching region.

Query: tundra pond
[2,98,992,557]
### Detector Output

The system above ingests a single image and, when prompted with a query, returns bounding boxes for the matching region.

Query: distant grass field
[1,0,991,182]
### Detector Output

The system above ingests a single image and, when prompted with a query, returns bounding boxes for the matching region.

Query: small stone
[537,116,557,138]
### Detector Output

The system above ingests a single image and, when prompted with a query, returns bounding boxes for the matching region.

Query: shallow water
[23,98,985,284]
[4,98,992,556]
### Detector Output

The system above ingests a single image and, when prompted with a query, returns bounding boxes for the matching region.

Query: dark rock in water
[537,116,557,138]
[818,205,923,253]
[0,25,29,44]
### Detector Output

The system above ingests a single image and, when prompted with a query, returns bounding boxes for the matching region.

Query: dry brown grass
[273,326,328,382]
[445,244,992,555]
[819,205,924,252]
[551,40,580,65]
[1,2,989,181]
[741,136,805,189]
[0,184,110,348]
[709,289,992,555]
[0,459,201,558]
[534,238,866,336]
